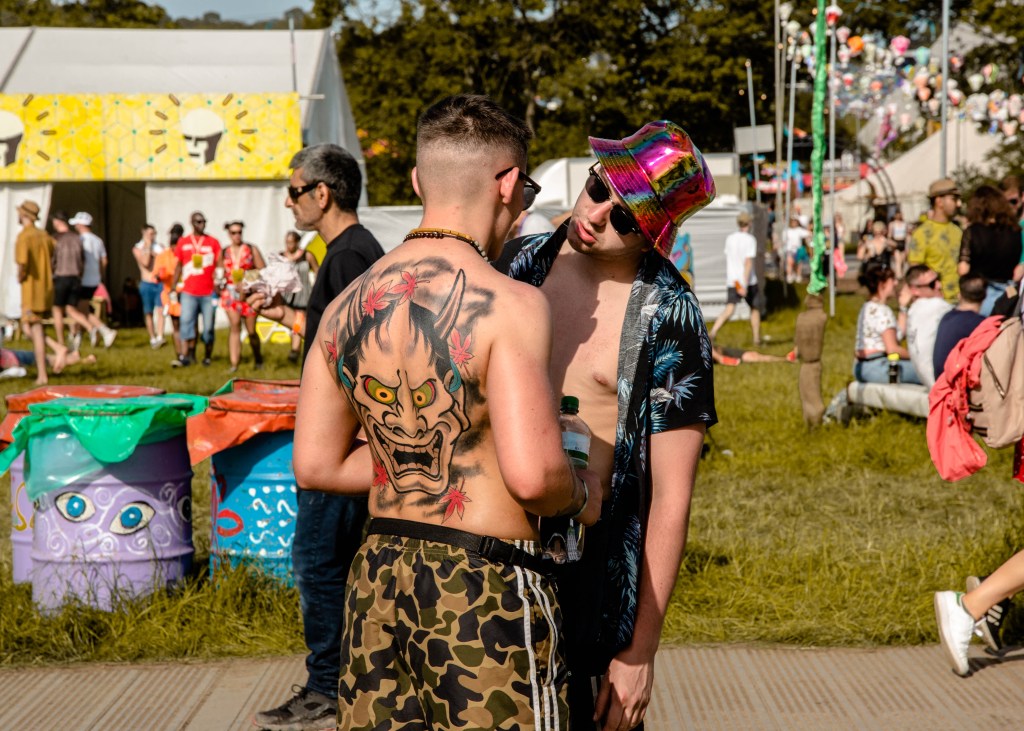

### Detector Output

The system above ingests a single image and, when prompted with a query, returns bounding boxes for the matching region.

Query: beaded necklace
[402,227,488,261]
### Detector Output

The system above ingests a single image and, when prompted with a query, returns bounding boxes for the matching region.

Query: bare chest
[540,272,626,403]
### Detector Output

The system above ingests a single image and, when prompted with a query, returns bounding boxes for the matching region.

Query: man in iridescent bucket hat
[497,120,718,730]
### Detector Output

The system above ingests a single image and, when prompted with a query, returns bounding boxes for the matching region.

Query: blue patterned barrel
[31,437,193,612]
[210,430,297,584]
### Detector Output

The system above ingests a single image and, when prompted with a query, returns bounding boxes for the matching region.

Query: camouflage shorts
[337,528,569,730]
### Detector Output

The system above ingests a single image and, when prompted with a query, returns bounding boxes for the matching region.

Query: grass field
[0,290,1021,665]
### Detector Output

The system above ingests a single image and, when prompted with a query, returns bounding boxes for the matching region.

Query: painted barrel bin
[0,394,202,611]
[187,379,299,584]
[1,385,164,584]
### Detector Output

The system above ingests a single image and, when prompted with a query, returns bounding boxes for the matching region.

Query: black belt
[857,353,886,362]
[367,518,549,575]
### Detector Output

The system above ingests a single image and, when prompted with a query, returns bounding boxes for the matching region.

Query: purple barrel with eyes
[31,437,193,612]
[3,385,164,584]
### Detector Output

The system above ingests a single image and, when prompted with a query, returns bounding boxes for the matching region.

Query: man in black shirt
[254,144,384,731]
[933,273,987,378]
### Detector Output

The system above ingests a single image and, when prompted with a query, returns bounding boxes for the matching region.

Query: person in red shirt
[171,211,222,367]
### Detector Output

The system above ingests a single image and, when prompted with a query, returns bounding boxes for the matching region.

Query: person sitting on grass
[0,341,95,379]
[899,264,952,387]
[932,273,987,379]
[853,262,921,384]
[712,344,796,366]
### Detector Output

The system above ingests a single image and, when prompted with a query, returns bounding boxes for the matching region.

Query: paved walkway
[3,643,1024,730]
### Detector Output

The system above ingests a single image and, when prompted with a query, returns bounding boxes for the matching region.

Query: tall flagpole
[827,4,841,316]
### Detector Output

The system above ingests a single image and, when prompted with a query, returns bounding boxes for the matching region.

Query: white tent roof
[831,121,1004,228]
[0,27,360,154]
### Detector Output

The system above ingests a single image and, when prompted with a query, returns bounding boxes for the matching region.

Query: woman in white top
[853,262,921,384]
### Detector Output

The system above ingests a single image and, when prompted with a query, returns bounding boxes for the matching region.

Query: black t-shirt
[933,308,986,378]
[961,224,1022,283]
[302,223,385,362]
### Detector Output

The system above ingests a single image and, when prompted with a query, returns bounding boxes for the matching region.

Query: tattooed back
[315,241,562,540]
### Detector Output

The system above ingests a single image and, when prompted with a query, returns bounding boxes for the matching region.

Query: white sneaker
[89,328,98,348]
[101,327,117,348]
[69,332,82,352]
[934,591,974,676]
[151,337,166,349]
[0,366,27,379]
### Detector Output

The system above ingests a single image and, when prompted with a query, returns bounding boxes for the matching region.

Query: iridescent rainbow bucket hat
[589,120,716,256]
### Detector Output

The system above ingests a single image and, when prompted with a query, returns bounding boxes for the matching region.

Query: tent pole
[746,60,762,204]
[289,17,299,94]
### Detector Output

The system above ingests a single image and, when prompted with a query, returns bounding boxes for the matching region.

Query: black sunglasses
[586,164,642,237]
[287,181,321,202]
[495,167,541,209]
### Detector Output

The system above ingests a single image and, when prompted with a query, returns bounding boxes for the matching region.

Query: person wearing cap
[907,179,963,303]
[497,120,717,730]
[14,200,55,384]
[69,211,117,349]
[709,210,760,345]
[49,210,88,348]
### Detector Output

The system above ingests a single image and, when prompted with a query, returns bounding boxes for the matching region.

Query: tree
[0,0,173,28]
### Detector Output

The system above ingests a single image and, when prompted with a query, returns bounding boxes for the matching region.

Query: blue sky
[152,1,314,22]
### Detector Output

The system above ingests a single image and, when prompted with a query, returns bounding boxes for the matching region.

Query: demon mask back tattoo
[329,267,473,498]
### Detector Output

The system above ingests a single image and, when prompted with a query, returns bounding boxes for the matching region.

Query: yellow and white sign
[0,92,301,182]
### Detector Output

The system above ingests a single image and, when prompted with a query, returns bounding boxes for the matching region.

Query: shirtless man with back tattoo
[294,94,601,730]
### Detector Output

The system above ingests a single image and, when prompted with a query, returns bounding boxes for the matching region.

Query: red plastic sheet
[187,379,299,465]
[1,384,164,445]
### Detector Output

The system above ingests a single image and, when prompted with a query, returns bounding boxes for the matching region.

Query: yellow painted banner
[0,93,301,182]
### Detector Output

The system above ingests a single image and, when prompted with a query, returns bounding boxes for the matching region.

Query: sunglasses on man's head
[494,167,541,209]
[287,181,321,202]
[585,164,642,237]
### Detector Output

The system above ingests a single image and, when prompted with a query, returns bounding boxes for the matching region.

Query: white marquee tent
[830,122,1004,234]
[0,26,363,319]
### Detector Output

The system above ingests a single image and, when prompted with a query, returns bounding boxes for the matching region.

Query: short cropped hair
[416,94,531,172]
[289,144,362,212]
[904,264,932,285]
[958,274,986,304]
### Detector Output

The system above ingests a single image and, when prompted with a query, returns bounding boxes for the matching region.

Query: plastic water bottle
[559,396,591,469]
[887,353,900,384]
[542,396,592,564]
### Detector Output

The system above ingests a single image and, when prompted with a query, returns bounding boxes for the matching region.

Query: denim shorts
[179,292,215,344]
[139,281,162,314]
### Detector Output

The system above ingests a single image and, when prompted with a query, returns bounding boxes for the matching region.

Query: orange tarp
[186,379,299,465]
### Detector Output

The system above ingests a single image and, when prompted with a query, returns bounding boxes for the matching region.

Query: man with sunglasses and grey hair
[496,122,717,731]
[254,143,385,731]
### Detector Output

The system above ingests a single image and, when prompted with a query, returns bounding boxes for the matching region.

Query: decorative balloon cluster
[782,4,1022,153]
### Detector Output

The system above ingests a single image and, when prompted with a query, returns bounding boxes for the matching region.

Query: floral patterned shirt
[497,225,717,668]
